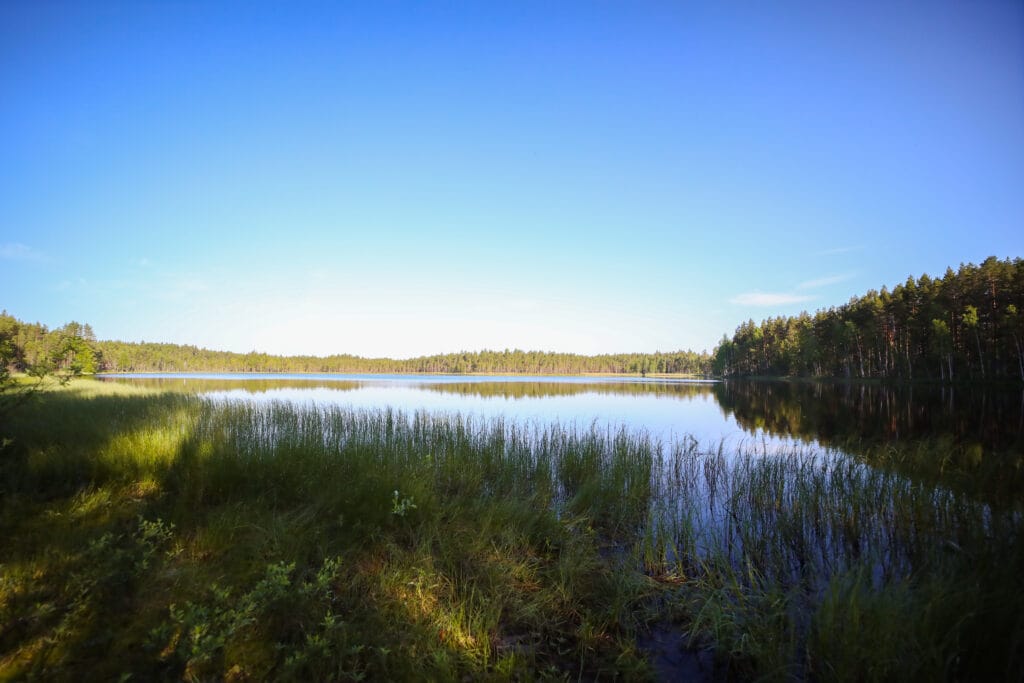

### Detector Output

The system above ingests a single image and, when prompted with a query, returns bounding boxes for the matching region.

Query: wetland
[1,374,1021,680]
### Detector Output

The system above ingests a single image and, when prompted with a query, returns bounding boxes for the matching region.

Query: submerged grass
[0,382,1021,680]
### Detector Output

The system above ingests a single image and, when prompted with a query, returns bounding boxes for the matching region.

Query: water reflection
[714,380,1024,453]
[95,374,744,447]
[95,373,1024,453]
[94,373,716,398]
[713,380,1024,505]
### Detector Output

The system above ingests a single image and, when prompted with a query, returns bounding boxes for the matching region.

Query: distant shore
[91,370,712,380]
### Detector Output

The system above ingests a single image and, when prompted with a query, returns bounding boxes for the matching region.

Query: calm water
[96,373,743,446]
[94,373,1024,456]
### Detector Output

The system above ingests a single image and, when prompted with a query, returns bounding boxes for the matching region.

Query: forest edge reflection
[95,373,1024,462]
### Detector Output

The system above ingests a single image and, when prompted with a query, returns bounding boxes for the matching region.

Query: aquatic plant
[0,383,1019,680]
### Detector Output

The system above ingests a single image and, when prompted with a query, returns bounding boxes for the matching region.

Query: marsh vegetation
[1,380,1020,680]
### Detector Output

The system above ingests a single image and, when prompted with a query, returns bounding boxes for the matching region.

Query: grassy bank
[1,383,1021,680]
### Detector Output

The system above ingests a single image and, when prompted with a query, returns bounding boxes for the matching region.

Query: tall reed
[0,385,1019,680]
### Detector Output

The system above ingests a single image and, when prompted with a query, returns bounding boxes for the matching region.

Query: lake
[96,373,739,445]
[94,373,1024,465]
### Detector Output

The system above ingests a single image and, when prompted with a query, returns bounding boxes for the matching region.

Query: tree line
[713,256,1024,381]
[0,316,100,376]
[0,314,710,376]
[3,256,1023,381]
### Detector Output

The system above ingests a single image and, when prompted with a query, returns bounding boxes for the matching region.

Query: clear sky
[2,1,1022,358]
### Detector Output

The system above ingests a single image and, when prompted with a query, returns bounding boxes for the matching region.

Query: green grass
[0,381,1021,680]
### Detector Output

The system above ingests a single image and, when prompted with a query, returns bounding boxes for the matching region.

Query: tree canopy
[713,257,1024,381]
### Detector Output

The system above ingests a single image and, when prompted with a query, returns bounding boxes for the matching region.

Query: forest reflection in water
[717,379,1023,450]
[94,374,1020,444]
[95,373,1023,500]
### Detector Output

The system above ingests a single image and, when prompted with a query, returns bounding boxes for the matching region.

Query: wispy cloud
[730,292,815,307]
[797,273,854,290]
[0,243,46,262]
[151,274,211,302]
[815,246,862,256]
[53,278,88,292]
[508,298,539,312]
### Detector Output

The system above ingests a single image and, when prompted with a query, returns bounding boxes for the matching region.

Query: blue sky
[2,1,1022,357]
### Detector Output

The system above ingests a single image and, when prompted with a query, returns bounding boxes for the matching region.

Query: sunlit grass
[0,383,1020,680]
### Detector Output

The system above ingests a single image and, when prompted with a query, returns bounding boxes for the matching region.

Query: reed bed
[0,384,1020,680]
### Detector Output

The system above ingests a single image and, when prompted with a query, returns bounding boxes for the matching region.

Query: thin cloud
[815,246,863,256]
[149,274,211,302]
[0,243,46,262]
[798,273,854,290]
[53,279,87,292]
[730,292,815,306]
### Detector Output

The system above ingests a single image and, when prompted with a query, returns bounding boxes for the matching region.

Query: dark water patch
[637,623,717,682]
